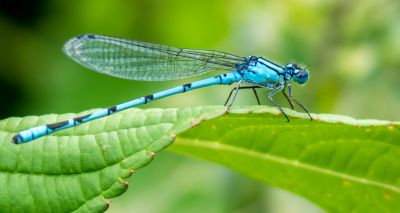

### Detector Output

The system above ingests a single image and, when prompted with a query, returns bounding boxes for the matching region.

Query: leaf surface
[0,106,226,212]
[169,106,400,213]
[1,105,399,212]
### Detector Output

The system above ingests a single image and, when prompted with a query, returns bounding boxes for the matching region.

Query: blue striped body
[14,71,244,143]
[13,34,311,144]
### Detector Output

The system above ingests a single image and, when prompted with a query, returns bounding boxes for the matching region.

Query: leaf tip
[105,200,112,208]
[191,116,204,127]
[130,169,136,175]
[118,177,129,188]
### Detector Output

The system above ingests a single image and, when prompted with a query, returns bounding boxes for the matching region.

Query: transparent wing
[63,34,245,81]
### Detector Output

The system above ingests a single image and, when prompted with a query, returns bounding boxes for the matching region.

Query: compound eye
[294,70,309,84]
[298,70,308,78]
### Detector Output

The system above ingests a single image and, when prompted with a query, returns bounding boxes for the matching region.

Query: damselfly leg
[286,80,313,120]
[268,84,290,122]
[224,84,261,107]
[282,86,294,109]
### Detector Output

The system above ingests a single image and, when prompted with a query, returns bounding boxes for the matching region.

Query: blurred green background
[1,0,399,212]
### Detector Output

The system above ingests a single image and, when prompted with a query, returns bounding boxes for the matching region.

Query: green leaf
[0,106,226,213]
[1,105,399,212]
[169,106,400,213]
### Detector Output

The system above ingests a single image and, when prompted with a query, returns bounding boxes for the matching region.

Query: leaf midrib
[173,139,400,194]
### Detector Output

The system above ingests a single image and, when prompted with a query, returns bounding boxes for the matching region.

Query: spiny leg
[224,86,238,106]
[268,85,290,122]
[282,86,294,109]
[225,80,243,108]
[251,87,261,105]
[224,84,261,106]
[286,80,313,120]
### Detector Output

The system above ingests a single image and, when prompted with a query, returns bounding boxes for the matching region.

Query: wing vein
[63,34,245,81]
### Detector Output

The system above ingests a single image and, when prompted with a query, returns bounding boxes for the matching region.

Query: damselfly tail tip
[12,134,22,144]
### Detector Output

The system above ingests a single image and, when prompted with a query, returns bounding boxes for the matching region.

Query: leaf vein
[174,140,400,194]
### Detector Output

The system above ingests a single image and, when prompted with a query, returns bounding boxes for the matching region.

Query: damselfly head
[285,63,309,84]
